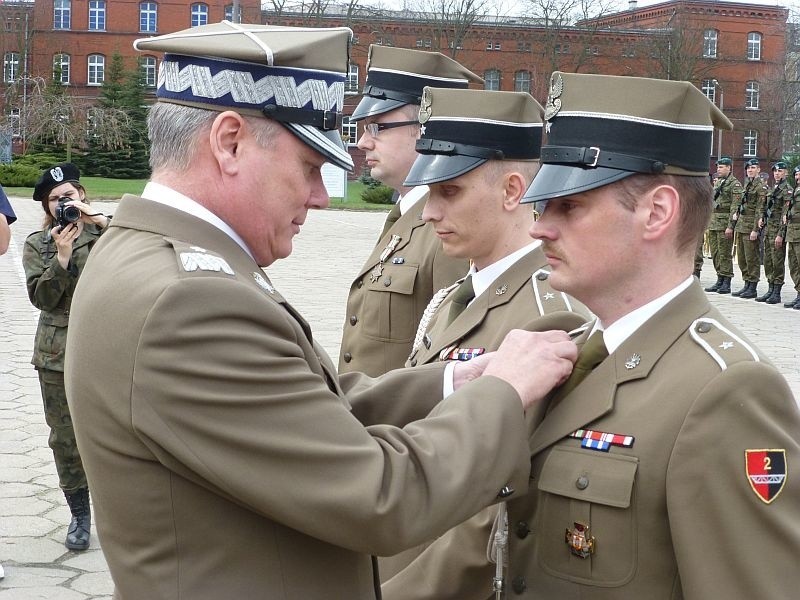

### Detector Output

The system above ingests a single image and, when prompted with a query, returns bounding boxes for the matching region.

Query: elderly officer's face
[228,123,329,267]
[423,163,509,270]
[357,107,420,191]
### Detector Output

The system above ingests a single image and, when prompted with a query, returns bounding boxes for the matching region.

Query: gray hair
[147,102,282,172]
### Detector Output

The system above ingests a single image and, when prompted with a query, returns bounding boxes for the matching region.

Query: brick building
[0,0,792,176]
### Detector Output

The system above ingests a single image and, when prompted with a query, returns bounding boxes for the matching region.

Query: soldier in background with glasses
[339,46,481,376]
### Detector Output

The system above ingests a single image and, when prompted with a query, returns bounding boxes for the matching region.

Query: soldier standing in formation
[339,46,480,376]
[756,161,791,304]
[507,71,800,600]
[704,156,742,295]
[779,168,800,309]
[728,158,766,299]
[381,87,589,599]
[22,163,112,551]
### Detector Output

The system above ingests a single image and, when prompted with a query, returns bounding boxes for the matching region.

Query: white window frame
[745,81,760,110]
[701,79,716,103]
[224,3,242,22]
[743,129,758,157]
[190,3,208,27]
[53,53,71,84]
[514,70,531,93]
[484,69,500,91]
[346,63,358,94]
[54,0,71,29]
[140,55,157,87]
[747,32,762,61]
[703,29,718,58]
[341,116,357,146]
[88,54,105,86]
[3,52,19,83]
[88,0,106,31]
[140,2,157,33]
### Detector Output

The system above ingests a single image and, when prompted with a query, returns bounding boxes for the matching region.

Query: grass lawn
[5,178,391,212]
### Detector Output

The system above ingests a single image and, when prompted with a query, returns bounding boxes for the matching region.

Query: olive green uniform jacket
[709,174,743,231]
[734,177,766,234]
[381,246,591,600]
[339,194,468,376]
[65,196,532,600]
[23,224,104,371]
[503,282,800,599]
[763,180,792,284]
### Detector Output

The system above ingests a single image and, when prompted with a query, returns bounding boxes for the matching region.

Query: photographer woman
[22,163,110,551]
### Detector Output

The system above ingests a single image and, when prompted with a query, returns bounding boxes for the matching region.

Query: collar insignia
[252,271,275,293]
[625,354,641,369]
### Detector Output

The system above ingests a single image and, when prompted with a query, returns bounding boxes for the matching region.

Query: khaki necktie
[447,275,475,325]
[379,202,402,238]
[550,331,608,405]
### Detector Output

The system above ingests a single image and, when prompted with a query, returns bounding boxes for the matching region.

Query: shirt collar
[398,185,429,216]
[141,182,254,260]
[591,276,694,354]
[468,241,542,301]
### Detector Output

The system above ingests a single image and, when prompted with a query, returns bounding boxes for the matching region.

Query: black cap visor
[284,123,354,172]
[522,164,634,205]
[404,153,487,186]
[351,96,408,121]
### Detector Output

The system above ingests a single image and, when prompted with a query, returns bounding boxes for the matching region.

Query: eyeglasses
[363,120,419,138]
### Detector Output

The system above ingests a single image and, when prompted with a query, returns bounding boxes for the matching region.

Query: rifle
[730,177,752,229]
[761,181,784,232]
[712,176,727,209]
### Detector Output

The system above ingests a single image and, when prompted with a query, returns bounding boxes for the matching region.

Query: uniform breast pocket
[362,263,419,341]
[536,445,639,586]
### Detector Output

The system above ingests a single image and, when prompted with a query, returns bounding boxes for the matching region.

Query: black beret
[745,158,760,167]
[33,163,81,202]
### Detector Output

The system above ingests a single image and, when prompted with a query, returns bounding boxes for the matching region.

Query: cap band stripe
[420,118,541,160]
[558,110,713,132]
[427,115,542,129]
[158,55,345,113]
[369,67,471,85]
[548,116,711,172]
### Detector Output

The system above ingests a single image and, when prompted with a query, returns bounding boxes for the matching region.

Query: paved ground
[1,196,797,598]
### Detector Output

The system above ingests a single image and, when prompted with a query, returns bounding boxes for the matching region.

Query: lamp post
[712,79,724,159]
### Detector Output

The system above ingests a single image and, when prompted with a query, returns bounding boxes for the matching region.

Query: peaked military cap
[403,88,544,186]
[745,158,760,167]
[523,72,733,203]
[34,163,81,202]
[717,157,733,166]
[134,21,354,171]
[772,161,787,170]
[351,45,483,121]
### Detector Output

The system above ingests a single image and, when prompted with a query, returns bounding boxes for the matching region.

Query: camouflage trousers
[707,229,734,278]
[763,221,787,285]
[788,242,800,293]
[735,233,761,283]
[693,240,705,274]
[37,368,87,493]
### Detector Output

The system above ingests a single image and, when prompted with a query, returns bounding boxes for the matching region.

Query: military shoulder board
[689,317,759,370]
[531,269,575,315]
[166,237,235,277]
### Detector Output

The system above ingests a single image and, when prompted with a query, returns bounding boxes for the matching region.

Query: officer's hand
[452,352,494,391]
[749,230,758,241]
[724,227,733,239]
[483,330,577,411]
[64,199,110,229]
[776,236,783,249]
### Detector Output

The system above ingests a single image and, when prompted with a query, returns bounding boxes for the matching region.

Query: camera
[54,197,81,229]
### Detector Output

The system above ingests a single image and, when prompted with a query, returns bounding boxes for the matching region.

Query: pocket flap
[364,263,418,295]
[538,446,638,508]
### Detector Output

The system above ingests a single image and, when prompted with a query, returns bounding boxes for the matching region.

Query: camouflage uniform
[707,174,743,279]
[763,179,791,287]
[732,176,766,290]
[783,188,800,307]
[23,224,103,492]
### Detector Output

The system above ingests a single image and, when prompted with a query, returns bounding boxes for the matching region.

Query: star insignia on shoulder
[419,124,426,135]
[719,341,734,350]
[544,292,555,300]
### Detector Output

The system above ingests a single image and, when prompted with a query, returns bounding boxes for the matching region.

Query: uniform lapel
[529,282,712,455]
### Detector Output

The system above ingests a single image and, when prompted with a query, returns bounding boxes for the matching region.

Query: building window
[3,52,19,83]
[346,63,358,94]
[224,3,242,22]
[622,44,635,58]
[745,81,760,110]
[448,41,463,50]
[375,36,393,47]
[517,41,531,52]
[743,129,758,157]
[190,3,208,27]
[484,68,500,91]
[701,79,716,103]
[342,116,357,146]
[88,54,105,86]
[140,56,157,87]
[555,43,570,54]
[9,107,20,136]
[140,2,157,33]
[416,38,431,48]
[747,32,762,61]
[703,29,718,58]
[54,0,71,29]
[53,53,70,84]
[486,41,501,51]
[89,0,106,31]
[514,70,531,93]
[584,46,599,56]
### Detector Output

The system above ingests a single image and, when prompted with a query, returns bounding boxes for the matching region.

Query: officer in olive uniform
[756,162,791,304]
[501,71,800,600]
[379,88,590,599]
[728,158,766,298]
[22,163,111,551]
[705,156,743,294]
[779,171,800,308]
[340,47,482,376]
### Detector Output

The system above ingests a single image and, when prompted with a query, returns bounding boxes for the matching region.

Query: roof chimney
[629,0,638,9]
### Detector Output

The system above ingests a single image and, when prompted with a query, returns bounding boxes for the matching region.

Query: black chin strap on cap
[262,104,342,131]
[541,146,666,174]
[416,138,506,160]
[362,85,421,106]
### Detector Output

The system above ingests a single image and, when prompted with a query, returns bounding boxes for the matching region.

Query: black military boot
[64,488,91,551]
[693,269,701,279]
[766,284,783,304]
[740,282,758,299]
[717,277,732,294]
[705,276,723,292]
[732,282,748,296]
[755,283,774,302]
[783,293,800,308]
